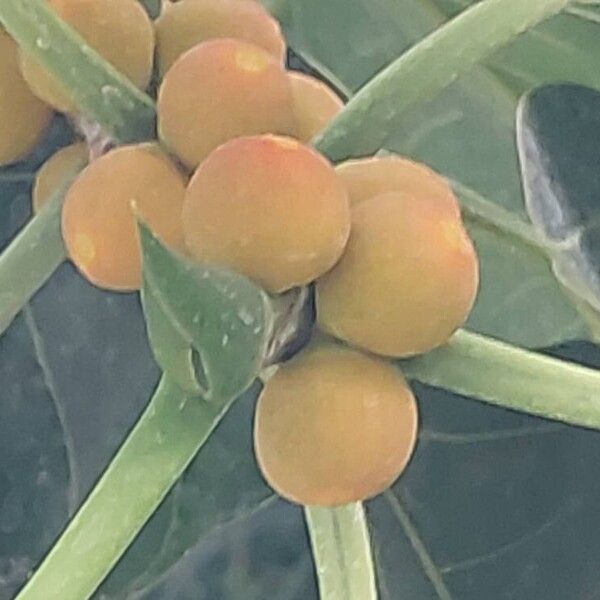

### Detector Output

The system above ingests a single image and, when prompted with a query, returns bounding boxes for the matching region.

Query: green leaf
[274,0,590,347]
[516,84,600,327]
[140,223,274,402]
[0,316,70,600]
[368,342,600,599]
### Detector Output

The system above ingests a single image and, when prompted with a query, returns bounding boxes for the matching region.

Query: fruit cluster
[3,0,479,507]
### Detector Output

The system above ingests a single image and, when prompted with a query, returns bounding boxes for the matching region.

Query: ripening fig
[254,344,419,506]
[336,155,461,218]
[288,72,343,142]
[32,142,88,212]
[62,145,187,291]
[155,0,285,76]
[20,0,154,113]
[0,29,52,166]
[183,134,350,293]
[317,191,479,357]
[158,38,295,169]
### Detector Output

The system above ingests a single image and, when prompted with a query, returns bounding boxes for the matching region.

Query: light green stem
[451,180,550,253]
[0,190,66,334]
[402,329,600,429]
[17,377,231,600]
[315,0,572,161]
[0,0,156,142]
[305,503,378,600]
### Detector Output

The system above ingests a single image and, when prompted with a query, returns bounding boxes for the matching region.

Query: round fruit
[336,155,461,218]
[0,29,52,166]
[183,134,350,293]
[33,142,88,212]
[62,145,187,291]
[317,191,479,357]
[20,0,154,113]
[158,38,295,169]
[288,72,343,142]
[254,344,419,506]
[156,0,285,76]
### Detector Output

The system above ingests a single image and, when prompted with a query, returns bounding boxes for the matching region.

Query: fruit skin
[336,155,461,218]
[20,0,154,113]
[158,38,295,169]
[288,72,343,142]
[156,0,285,76]
[33,142,88,212]
[62,145,187,291]
[254,344,419,507]
[317,191,479,357]
[0,29,52,166]
[183,134,350,293]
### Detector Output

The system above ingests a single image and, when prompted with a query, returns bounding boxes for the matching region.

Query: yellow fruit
[254,344,419,506]
[20,0,154,113]
[183,134,350,293]
[62,145,187,291]
[156,0,285,76]
[317,192,479,357]
[336,155,461,218]
[0,29,52,166]
[288,72,343,142]
[32,142,88,212]
[158,38,295,169]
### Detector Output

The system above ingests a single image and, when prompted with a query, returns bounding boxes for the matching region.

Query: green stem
[17,376,232,600]
[305,503,378,600]
[451,180,550,254]
[0,0,156,143]
[0,190,66,334]
[314,0,572,161]
[402,329,600,429]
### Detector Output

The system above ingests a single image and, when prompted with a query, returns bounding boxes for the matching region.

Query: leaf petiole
[314,0,572,161]
[402,329,600,430]
[0,0,156,143]
[305,503,378,600]
[0,186,66,335]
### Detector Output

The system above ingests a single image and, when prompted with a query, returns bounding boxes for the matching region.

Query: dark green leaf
[140,223,274,403]
[370,342,600,600]
[0,118,75,599]
[0,316,70,599]
[516,84,600,317]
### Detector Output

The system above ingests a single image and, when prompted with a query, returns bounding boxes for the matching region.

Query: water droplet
[35,37,50,50]
[237,307,255,326]
[222,333,229,346]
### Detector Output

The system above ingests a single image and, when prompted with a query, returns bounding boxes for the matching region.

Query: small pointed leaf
[140,224,274,403]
